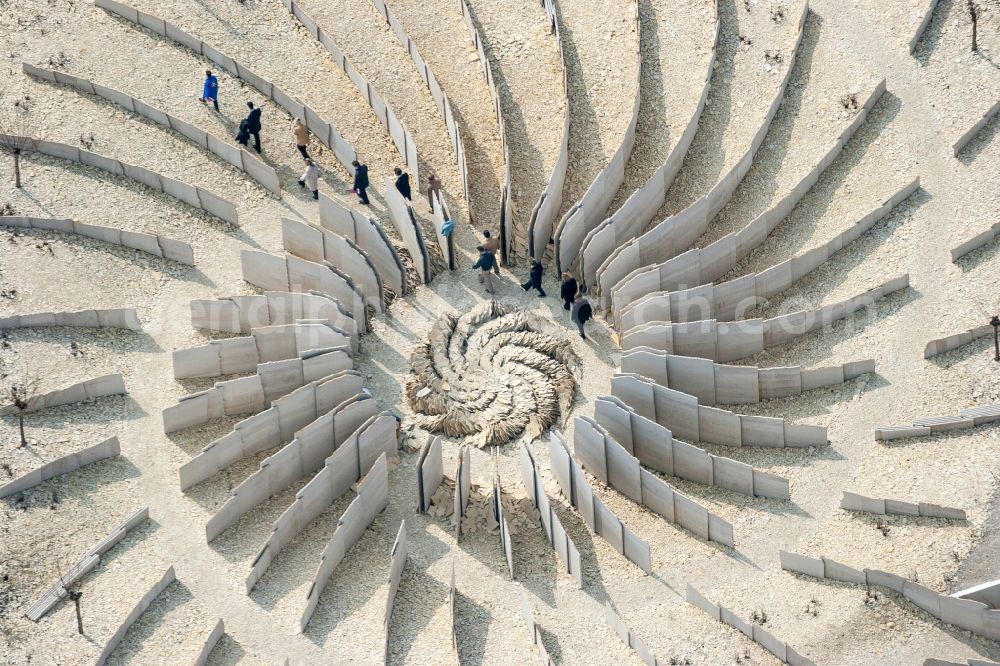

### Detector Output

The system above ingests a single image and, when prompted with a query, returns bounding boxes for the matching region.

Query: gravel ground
[698,6,883,246]
[1,0,998,664]
[555,0,640,218]
[652,0,805,226]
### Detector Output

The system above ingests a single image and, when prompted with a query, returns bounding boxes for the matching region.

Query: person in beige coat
[426,173,442,212]
[293,118,310,161]
[298,158,319,200]
[481,230,501,275]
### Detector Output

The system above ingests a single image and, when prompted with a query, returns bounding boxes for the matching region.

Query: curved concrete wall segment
[686,585,816,665]
[24,506,148,621]
[178,370,366,490]
[281,218,385,314]
[875,403,1000,441]
[240,250,368,332]
[23,63,281,195]
[94,566,177,666]
[0,436,121,499]
[0,216,194,266]
[456,0,515,260]
[300,454,389,632]
[609,83,892,319]
[610,373,826,448]
[190,291,358,342]
[780,551,1000,640]
[620,348,874,405]
[553,1,642,274]
[573,415,736,546]
[1,135,238,225]
[616,178,918,330]
[0,374,126,416]
[593,395,791,499]
[578,3,720,288]
[621,276,909,362]
[519,443,583,587]
[0,306,142,332]
[370,0,472,209]
[96,0,359,170]
[526,0,572,260]
[319,193,406,296]
[547,431,653,573]
[595,2,810,308]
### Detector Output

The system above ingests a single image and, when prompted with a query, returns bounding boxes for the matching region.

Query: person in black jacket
[393,167,411,201]
[521,259,546,297]
[472,246,496,294]
[559,272,578,311]
[571,292,593,340]
[235,118,250,148]
[352,160,370,204]
[244,101,262,153]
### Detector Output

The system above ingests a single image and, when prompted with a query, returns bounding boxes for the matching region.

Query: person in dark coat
[472,246,496,294]
[244,101,262,153]
[394,167,411,201]
[236,118,250,147]
[560,272,578,311]
[352,160,370,204]
[200,70,219,112]
[571,292,593,339]
[521,259,546,297]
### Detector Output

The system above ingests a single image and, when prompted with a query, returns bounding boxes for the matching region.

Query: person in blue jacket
[472,246,497,294]
[200,70,219,111]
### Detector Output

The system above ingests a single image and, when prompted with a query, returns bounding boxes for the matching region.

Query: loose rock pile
[426,478,540,537]
[406,301,579,446]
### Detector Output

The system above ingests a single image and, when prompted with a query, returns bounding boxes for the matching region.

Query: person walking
[571,292,593,340]
[560,272,578,311]
[298,158,319,200]
[200,70,219,111]
[482,230,501,275]
[244,101,262,153]
[351,160,370,204]
[236,118,250,148]
[394,167,411,201]
[293,118,310,160]
[521,259,546,297]
[472,246,496,294]
[426,173,442,212]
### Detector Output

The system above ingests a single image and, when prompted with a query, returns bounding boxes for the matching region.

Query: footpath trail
[381,0,506,233]
[607,0,717,215]
[464,0,565,253]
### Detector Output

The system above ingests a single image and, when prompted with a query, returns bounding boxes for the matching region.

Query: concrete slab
[823,557,867,584]
[865,569,906,593]
[685,585,720,621]
[903,580,942,616]
[779,550,824,578]
[918,503,967,521]
[841,491,886,514]
[884,498,921,516]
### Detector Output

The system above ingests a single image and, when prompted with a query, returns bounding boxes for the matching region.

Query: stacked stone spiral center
[406,301,579,446]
